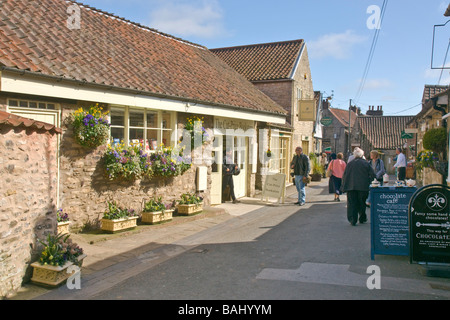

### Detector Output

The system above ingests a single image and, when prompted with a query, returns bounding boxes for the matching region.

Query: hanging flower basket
[71,104,110,149]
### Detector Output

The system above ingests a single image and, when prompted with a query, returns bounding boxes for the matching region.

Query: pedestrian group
[291,146,406,226]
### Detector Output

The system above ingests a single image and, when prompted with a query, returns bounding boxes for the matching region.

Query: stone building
[0,111,61,298]
[407,85,449,185]
[211,39,319,185]
[0,0,288,297]
[321,101,360,159]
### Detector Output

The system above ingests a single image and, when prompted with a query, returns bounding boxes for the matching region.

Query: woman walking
[327,153,347,201]
[342,148,375,226]
[369,150,386,185]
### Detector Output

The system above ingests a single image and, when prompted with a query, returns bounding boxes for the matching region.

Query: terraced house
[0,0,288,297]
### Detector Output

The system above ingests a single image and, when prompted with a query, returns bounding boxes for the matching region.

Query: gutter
[0,67,288,118]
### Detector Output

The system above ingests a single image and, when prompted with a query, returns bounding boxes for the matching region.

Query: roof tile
[210,40,304,81]
[0,0,286,116]
[0,110,62,134]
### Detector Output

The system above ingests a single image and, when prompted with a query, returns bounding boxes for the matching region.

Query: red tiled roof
[328,108,358,128]
[0,110,62,134]
[422,85,449,104]
[358,116,414,150]
[210,40,304,81]
[0,0,287,116]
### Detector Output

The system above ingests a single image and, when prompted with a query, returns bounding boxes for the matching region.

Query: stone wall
[0,124,58,298]
[59,104,212,232]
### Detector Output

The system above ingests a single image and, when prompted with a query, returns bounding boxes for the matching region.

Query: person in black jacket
[342,147,375,226]
[290,146,311,206]
[222,150,240,204]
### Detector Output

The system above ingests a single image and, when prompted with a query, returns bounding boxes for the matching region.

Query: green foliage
[38,233,84,267]
[178,193,203,205]
[71,104,110,148]
[415,150,439,173]
[423,127,447,154]
[143,197,166,212]
[102,201,137,220]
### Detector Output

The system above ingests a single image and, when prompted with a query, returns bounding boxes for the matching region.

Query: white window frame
[109,106,177,150]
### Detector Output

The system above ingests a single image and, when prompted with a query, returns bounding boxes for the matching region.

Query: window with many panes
[109,107,176,150]
[8,99,56,110]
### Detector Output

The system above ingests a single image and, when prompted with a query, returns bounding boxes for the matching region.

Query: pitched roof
[422,85,449,104]
[0,110,62,134]
[358,116,414,150]
[210,39,304,81]
[328,108,358,128]
[0,0,287,116]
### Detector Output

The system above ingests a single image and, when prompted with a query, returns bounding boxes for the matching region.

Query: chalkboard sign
[409,184,450,264]
[370,186,417,260]
[261,173,286,204]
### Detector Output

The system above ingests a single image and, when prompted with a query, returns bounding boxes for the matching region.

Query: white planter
[101,216,138,233]
[30,254,86,287]
[141,209,174,224]
[57,221,70,235]
[176,203,203,216]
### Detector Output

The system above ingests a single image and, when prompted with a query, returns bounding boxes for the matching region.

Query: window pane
[111,109,124,126]
[129,128,144,142]
[162,112,171,129]
[19,101,28,107]
[29,102,37,108]
[162,129,172,146]
[38,103,46,109]
[8,100,18,107]
[47,104,55,110]
[129,110,144,127]
[111,127,124,144]
[147,111,158,128]
[147,129,158,150]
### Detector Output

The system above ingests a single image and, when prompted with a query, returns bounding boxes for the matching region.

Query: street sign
[409,184,450,264]
[320,117,333,126]
[401,131,414,139]
[370,186,417,260]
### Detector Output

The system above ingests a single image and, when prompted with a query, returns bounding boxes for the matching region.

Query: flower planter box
[30,254,87,287]
[141,209,174,225]
[57,221,70,235]
[177,203,203,216]
[101,216,138,233]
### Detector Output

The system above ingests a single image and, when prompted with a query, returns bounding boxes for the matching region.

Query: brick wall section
[59,104,212,232]
[0,124,58,298]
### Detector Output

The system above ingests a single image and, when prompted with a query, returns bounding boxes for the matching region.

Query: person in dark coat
[222,150,240,204]
[290,146,311,206]
[342,147,375,226]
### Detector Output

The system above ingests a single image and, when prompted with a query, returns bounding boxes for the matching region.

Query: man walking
[393,147,406,182]
[342,147,375,226]
[290,147,311,206]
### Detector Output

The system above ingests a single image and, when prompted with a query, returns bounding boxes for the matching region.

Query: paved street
[17,178,450,301]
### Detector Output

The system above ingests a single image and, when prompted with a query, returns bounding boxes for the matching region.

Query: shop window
[110,107,176,150]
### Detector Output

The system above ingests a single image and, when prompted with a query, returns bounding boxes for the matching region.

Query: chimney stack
[366,105,383,116]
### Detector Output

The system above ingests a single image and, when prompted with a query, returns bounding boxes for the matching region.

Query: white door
[233,136,247,199]
[210,135,223,205]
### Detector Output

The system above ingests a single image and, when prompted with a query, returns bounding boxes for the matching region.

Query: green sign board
[401,131,414,139]
[320,117,333,126]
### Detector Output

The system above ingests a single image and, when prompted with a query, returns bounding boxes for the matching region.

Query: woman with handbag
[327,153,347,201]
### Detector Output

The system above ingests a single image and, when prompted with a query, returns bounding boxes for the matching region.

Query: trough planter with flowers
[176,193,203,216]
[101,201,138,233]
[31,233,85,287]
[141,197,174,224]
[56,208,70,234]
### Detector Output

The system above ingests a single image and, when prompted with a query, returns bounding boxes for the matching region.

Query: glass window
[8,99,58,110]
[109,107,176,149]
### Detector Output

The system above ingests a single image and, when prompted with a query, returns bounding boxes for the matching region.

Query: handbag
[326,160,333,178]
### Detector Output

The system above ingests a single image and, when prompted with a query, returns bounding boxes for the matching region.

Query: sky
[80,0,450,116]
